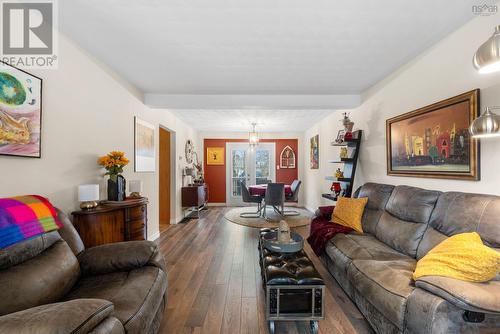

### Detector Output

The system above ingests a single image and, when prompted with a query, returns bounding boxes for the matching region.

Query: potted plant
[98,151,129,201]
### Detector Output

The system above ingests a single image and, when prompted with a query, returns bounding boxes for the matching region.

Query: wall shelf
[324,130,362,201]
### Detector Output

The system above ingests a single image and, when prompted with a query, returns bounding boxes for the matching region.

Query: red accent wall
[204,138,299,203]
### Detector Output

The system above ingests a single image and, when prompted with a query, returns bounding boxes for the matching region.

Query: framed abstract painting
[386,90,480,180]
[0,62,43,158]
[310,134,319,169]
[134,117,155,172]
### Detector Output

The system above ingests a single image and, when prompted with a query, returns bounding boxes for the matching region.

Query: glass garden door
[226,142,276,205]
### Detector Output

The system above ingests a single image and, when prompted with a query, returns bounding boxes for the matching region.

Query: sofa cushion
[417,192,500,259]
[376,185,441,258]
[349,259,417,330]
[0,239,80,316]
[65,266,167,334]
[356,183,395,235]
[327,233,410,262]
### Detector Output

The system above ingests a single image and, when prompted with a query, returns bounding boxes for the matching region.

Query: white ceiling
[168,109,334,132]
[60,0,481,96]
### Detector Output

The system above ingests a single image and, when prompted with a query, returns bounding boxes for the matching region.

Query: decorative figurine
[341,112,354,139]
[335,168,344,179]
[278,220,291,244]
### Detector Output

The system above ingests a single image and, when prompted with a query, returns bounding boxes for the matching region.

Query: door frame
[225,142,276,206]
[158,125,176,227]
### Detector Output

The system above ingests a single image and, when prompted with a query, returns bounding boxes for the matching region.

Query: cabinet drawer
[129,218,146,241]
[128,205,146,220]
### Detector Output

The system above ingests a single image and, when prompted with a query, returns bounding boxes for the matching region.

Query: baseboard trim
[149,230,161,242]
[207,203,226,207]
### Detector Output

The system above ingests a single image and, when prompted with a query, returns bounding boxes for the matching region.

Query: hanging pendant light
[469,107,500,138]
[473,25,500,74]
[248,122,259,147]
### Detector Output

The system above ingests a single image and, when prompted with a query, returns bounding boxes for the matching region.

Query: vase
[107,175,126,201]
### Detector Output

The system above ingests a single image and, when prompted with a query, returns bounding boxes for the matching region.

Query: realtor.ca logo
[472,4,498,16]
[0,0,58,68]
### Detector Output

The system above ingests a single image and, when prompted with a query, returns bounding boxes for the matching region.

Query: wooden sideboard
[72,197,148,248]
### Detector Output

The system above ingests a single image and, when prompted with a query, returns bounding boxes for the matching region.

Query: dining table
[248,184,293,197]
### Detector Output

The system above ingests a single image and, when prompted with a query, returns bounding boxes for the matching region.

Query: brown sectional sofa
[319,183,500,333]
[0,210,168,334]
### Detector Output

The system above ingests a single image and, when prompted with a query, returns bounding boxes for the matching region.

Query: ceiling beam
[144,94,361,110]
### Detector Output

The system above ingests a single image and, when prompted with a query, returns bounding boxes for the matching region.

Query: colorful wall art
[310,134,319,169]
[0,62,42,158]
[386,90,480,180]
[134,117,155,172]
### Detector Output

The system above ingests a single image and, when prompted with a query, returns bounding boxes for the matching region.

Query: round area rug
[224,207,313,228]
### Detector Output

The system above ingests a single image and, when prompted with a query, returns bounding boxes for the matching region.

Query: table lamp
[78,184,99,210]
[129,180,143,198]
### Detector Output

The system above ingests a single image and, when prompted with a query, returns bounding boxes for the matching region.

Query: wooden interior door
[159,127,171,229]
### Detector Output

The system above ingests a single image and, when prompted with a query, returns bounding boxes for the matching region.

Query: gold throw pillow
[330,197,368,233]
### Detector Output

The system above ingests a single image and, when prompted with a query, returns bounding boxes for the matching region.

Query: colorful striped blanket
[0,195,62,249]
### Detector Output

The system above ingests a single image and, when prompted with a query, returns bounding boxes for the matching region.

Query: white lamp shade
[78,184,99,201]
[129,180,143,193]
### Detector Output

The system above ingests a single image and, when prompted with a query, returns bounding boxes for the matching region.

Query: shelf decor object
[78,184,99,210]
[323,130,362,202]
[473,25,500,74]
[129,180,143,198]
[386,90,480,180]
[98,151,129,201]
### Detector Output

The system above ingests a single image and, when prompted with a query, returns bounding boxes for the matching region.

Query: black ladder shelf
[322,130,362,201]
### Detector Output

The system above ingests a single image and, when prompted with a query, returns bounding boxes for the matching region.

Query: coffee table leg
[310,320,318,334]
[268,320,275,334]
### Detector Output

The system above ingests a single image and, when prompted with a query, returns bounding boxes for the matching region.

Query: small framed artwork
[207,147,224,165]
[134,117,155,172]
[310,134,319,169]
[386,89,480,180]
[335,130,345,144]
[0,61,43,158]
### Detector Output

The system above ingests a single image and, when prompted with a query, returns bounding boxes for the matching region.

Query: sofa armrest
[78,241,166,276]
[0,299,114,334]
[416,276,500,313]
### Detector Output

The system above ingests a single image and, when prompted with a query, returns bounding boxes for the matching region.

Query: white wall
[0,34,198,240]
[304,14,500,211]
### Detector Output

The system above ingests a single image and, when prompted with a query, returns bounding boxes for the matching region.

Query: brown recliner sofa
[0,209,168,334]
[318,183,500,333]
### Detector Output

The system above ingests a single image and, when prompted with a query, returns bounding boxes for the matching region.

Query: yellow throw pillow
[330,197,368,233]
[413,232,500,282]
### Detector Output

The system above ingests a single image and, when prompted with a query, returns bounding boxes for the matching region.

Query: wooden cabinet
[182,184,208,208]
[72,198,148,248]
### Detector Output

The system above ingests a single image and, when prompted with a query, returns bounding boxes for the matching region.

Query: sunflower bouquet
[97,151,129,181]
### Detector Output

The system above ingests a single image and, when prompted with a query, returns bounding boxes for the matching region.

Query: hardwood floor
[157,207,373,334]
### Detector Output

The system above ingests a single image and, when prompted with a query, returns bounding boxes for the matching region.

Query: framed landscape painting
[0,62,42,158]
[310,134,319,169]
[134,117,155,172]
[386,90,480,180]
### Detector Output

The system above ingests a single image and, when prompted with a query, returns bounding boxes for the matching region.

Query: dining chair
[263,183,285,218]
[284,180,301,216]
[239,180,263,218]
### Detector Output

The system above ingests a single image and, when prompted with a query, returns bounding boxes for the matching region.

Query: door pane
[255,149,271,185]
[232,149,246,196]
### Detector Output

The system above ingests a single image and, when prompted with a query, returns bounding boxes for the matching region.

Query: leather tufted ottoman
[258,229,325,334]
